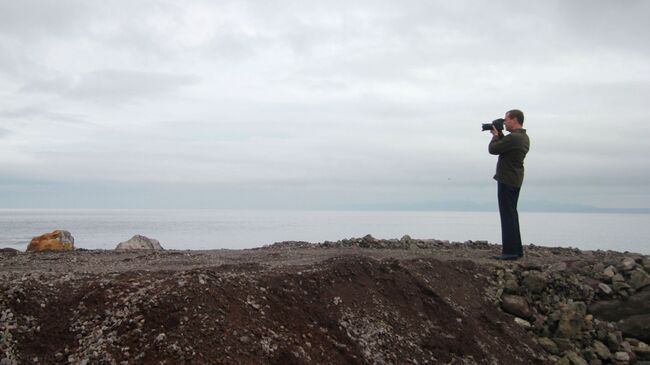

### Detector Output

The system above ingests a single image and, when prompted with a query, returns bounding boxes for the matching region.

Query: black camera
[482,118,504,132]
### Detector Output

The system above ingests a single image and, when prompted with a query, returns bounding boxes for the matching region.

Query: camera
[482,118,504,132]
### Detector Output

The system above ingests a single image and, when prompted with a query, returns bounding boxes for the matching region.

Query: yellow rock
[27,230,75,252]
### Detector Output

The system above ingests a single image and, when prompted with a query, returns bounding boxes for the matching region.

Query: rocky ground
[1,235,649,364]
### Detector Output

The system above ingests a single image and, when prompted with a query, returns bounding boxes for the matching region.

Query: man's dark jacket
[488,129,530,188]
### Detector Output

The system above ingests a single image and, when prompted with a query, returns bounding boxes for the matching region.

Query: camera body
[482,118,504,132]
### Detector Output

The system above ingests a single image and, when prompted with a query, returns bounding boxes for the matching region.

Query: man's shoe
[493,254,521,261]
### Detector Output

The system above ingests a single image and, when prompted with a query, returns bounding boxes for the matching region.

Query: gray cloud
[19,70,199,104]
[0,1,649,209]
[68,70,199,103]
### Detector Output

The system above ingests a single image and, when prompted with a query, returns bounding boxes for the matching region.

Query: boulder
[0,247,19,255]
[612,281,631,294]
[607,331,623,352]
[612,273,625,283]
[555,301,587,339]
[590,287,650,321]
[621,257,637,271]
[614,351,630,362]
[629,268,650,291]
[603,266,617,280]
[513,317,532,329]
[598,283,613,296]
[538,337,559,354]
[618,314,650,343]
[521,271,548,294]
[359,234,378,248]
[564,351,589,365]
[115,235,164,250]
[553,337,575,352]
[642,257,650,272]
[501,294,532,319]
[593,340,612,360]
[504,279,519,293]
[26,230,74,252]
[548,262,568,273]
[634,341,650,361]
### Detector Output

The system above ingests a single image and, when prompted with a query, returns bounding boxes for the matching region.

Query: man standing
[489,109,530,260]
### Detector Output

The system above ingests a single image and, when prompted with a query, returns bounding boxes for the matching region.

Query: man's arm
[488,126,514,155]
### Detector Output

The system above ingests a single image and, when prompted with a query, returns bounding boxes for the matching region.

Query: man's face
[504,112,517,132]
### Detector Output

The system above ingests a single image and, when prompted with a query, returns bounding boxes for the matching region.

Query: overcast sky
[1,0,649,210]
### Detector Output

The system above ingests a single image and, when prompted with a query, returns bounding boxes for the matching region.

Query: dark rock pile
[265,234,490,250]
[493,254,650,365]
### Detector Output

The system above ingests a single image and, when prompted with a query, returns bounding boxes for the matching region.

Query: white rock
[115,235,164,250]
[513,317,532,329]
[598,283,613,295]
[614,351,630,362]
[621,257,637,271]
[604,266,617,278]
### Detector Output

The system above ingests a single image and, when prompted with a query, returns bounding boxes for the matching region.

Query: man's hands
[491,126,500,137]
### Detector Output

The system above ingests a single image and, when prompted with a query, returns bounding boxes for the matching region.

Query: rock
[565,351,589,365]
[556,302,587,339]
[556,357,570,365]
[0,248,19,256]
[359,234,378,248]
[514,317,532,329]
[592,287,650,322]
[548,262,568,273]
[554,337,576,352]
[521,271,548,294]
[598,283,613,295]
[614,351,630,362]
[634,341,650,360]
[613,281,631,294]
[26,230,74,252]
[593,340,612,360]
[538,337,559,354]
[618,314,650,343]
[612,274,626,283]
[642,257,650,272]
[607,331,623,352]
[501,294,532,319]
[593,262,605,273]
[504,279,519,293]
[621,257,637,271]
[604,266,617,279]
[581,347,597,363]
[629,268,650,290]
[116,235,164,250]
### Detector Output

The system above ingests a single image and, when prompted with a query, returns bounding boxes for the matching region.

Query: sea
[0,209,648,254]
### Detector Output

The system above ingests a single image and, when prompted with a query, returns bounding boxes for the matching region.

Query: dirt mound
[1,255,544,364]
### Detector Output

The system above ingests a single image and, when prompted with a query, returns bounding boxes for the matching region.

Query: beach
[2,237,650,364]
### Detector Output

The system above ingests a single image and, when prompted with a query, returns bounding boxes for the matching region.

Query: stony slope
[1,237,649,364]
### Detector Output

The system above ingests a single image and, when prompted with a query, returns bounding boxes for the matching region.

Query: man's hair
[507,109,524,125]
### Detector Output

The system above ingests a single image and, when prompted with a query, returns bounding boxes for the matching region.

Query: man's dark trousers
[498,181,523,256]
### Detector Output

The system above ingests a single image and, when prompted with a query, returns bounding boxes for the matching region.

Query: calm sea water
[0,209,648,254]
